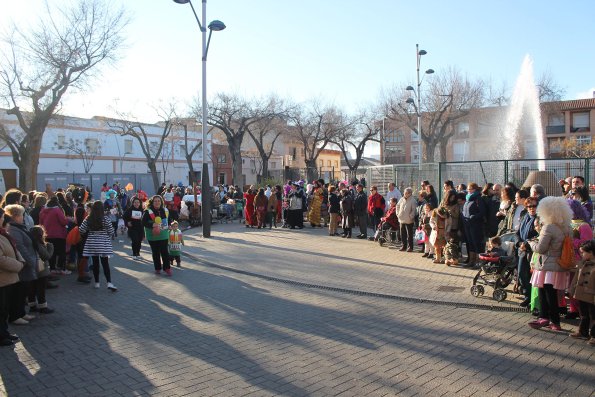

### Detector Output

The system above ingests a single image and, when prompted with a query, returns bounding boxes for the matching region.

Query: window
[217,154,226,163]
[547,137,564,154]
[270,162,277,169]
[291,147,297,160]
[218,173,226,185]
[575,135,591,146]
[546,113,565,134]
[250,159,256,167]
[57,135,66,149]
[456,122,469,138]
[319,160,323,167]
[178,144,186,155]
[85,138,99,154]
[453,142,469,161]
[410,129,419,142]
[327,160,331,167]
[124,139,133,154]
[149,141,158,156]
[334,161,338,167]
[571,112,590,133]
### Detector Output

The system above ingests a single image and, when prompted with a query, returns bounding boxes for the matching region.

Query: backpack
[556,235,575,270]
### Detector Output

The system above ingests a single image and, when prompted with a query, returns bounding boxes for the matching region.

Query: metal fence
[367,158,593,200]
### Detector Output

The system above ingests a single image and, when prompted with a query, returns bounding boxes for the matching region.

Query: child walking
[569,240,595,345]
[79,201,118,291]
[28,226,55,314]
[168,221,184,268]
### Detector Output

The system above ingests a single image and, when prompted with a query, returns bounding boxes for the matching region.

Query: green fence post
[438,162,443,203]
[585,158,590,188]
[504,160,508,185]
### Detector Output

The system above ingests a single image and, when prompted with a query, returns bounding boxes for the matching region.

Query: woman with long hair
[254,188,268,229]
[244,187,257,228]
[462,182,486,267]
[142,195,171,276]
[79,201,117,291]
[40,196,70,275]
[527,197,572,331]
[123,197,145,259]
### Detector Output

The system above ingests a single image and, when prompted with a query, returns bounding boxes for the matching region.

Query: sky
[2,0,595,124]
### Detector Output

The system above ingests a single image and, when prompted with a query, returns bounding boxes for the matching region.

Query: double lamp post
[405,44,433,170]
[173,0,225,238]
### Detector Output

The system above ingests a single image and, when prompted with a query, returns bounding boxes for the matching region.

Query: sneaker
[164,269,172,277]
[6,334,19,342]
[528,318,550,329]
[11,318,29,325]
[519,298,531,308]
[94,283,100,289]
[421,253,429,257]
[107,282,118,292]
[77,276,92,284]
[588,338,595,346]
[38,307,54,314]
[569,331,588,339]
[50,269,61,275]
[23,314,35,321]
[407,248,413,252]
[60,269,72,275]
[549,324,562,332]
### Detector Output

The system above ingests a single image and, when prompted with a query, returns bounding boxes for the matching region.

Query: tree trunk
[439,142,448,162]
[424,141,437,163]
[186,156,196,185]
[231,146,243,187]
[18,134,43,191]
[305,159,318,182]
[261,159,269,180]
[148,161,160,193]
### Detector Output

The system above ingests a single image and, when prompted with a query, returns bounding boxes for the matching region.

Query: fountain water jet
[501,55,546,170]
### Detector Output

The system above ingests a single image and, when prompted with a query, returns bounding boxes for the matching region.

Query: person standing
[515,197,538,307]
[266,187,279,229]
[0,208,24,346]
[254,188,268,229]
[367,186,385,235]
[462,183,486,267]
[569,240,595,344]
[39,196,71,275]
[396,188,417,252]
[385,183,402,208]
[123,197,145,259]
[142,196,171,276]
[353,184,368,239]
[328,186,341,236]
[308,181,323,227]
[287,184,304,229]
[244,187,257,228]
[168,221,184,268]
[340,189,354,238]
[79,201,118,291]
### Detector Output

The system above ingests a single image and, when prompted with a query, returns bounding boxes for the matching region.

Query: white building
[0,110,211,196]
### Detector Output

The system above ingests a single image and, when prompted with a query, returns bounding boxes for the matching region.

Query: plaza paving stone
[0,222,593,396]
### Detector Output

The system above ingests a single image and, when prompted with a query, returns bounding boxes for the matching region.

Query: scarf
[465,191,480,202]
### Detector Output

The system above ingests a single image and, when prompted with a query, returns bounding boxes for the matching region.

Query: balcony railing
[545,125,565,134]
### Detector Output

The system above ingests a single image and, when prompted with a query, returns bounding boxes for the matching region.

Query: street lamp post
[173,0,225,238]
[405,44,433,171]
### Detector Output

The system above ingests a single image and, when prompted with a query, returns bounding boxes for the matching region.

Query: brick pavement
[0,222,593,396]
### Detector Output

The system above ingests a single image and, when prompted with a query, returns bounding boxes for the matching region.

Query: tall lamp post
[173,0,225,238]
[405,44,433,171]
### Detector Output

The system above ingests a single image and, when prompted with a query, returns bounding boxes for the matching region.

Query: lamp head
[418,49,427,56]
[425,69,435,75]
[173,0,190,4]
[208,20,226,31]
[405,98,415,104]
[405,86,414,91]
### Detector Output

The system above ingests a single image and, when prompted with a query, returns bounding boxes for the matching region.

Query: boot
[463,252,476,268]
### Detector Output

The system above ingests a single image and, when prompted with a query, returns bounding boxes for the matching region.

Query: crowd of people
[1,175,594,347]
[0,182,193,347]
[241,176,594,344]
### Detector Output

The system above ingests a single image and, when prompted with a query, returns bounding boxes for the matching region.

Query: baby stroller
[377,220,399,248]
[218,202,234,223]
[469,232,518,302]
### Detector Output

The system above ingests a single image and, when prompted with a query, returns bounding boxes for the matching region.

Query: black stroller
[469,232,518,302]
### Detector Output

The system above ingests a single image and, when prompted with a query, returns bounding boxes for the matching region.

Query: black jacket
[329,193,340,214]
[354,191,368,215]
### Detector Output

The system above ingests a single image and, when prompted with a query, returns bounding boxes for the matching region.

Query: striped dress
[79,216,114,257]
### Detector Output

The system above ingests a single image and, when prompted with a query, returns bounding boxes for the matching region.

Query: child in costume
[168,221,184,268]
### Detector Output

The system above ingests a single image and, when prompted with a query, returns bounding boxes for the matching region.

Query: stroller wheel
[477,285,485,296]
[470,285,481,297]
[378,237,386,247]
[493,289,507,302]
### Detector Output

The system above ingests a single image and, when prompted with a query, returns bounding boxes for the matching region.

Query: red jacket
[368,193,385,216]
[381,206,399,229]
[39,206,69,239]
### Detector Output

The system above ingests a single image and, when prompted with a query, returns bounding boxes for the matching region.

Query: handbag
[37,258,46,272]
[66,226,81,245]
[414,228,425,242]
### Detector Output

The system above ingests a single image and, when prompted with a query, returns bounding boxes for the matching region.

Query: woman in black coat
[123,197,145,260]
[462,183,486,267]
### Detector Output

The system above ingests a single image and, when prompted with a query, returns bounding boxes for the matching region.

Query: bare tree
[287,100,345,182]
[108,105,178,192]
[53,136,102,173]
[330,109,377,179]
[556,138,595,158]
[0,0,128,190]
[384,67,485,162]
[245,96,289,181]
[177,121,205,186]
[207,93,268,185]
[537,70,566,102]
